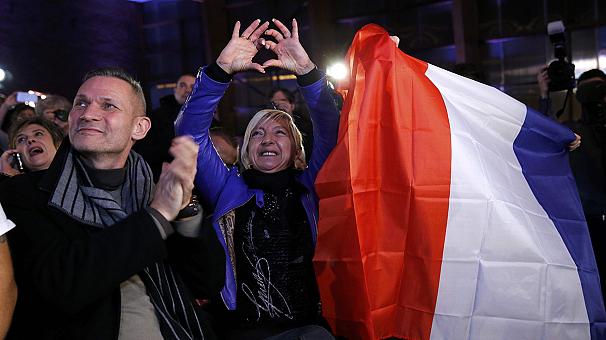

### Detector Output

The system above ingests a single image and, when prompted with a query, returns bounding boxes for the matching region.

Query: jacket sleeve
[298,72,340,184]
[5,201,167,315]
[175,68,233,210]
[165,221,226,299]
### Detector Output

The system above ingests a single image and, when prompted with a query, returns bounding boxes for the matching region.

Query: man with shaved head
[1,67,218,339]
[135,73,196,182]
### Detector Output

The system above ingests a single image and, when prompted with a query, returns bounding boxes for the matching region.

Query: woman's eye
[35,131,44,137]
[16,137,26,144]
[251,130,262,137]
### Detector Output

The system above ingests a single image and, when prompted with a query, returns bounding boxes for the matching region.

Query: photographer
[540,68,606,299]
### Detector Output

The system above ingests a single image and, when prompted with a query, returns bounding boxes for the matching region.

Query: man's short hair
[8,116,64,149]
[578,69,606,84]
[83,67,147,115]
[35,95,72,116]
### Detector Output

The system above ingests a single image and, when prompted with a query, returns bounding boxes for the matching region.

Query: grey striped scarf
[49,148,207,340]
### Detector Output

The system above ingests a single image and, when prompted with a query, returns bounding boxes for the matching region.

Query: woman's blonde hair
[240,109,306,171]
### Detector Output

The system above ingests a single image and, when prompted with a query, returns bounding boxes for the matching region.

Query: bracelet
[177,194,201,219]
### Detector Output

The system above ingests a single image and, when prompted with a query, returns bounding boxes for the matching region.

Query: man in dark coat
[135,74,195,182]
[1,68,220,339]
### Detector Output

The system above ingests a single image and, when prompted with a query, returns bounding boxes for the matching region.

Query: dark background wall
[0,0,144,99]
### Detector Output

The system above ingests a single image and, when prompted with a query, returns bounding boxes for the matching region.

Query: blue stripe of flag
[513,106,606,339]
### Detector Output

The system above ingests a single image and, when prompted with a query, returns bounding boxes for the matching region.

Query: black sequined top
[232,168,321,329]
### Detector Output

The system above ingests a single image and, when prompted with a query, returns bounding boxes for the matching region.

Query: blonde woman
[176,19,339,339]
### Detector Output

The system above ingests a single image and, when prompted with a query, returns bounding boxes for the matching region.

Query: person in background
[176,18,339,339]
[135,73,196,182]
[1,104,36,143]
[36,94,72,134]
[537,67,606,300]
[0,117,63,176]
[269,87,314,161]
[210,128,239,166]
[566,69,606,301]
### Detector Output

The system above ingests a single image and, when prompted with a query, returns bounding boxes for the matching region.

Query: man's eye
[75,101,87,108]
[103,103,117,110]
[251,130,263,137]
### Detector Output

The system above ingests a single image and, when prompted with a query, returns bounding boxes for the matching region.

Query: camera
[547,21,576,92]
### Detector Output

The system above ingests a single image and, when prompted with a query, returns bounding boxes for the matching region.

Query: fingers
[0,150,19,175]
[0,149,15,160]
[240,19,261,39]
[569,134,581,151]
[3,92,17,107]
[169,136,198,166]
[167,137,197,178]
[231,21,241,38]
[389,35,400,47]
[249,21,269,42]
[262,59,283,69]
[262,39,277,51]
[247,62,266,74]
[291,18,299,39]
[265,28,285,42]
[256,38,266,50]
[272,18,292,39]
[0,149,17,163]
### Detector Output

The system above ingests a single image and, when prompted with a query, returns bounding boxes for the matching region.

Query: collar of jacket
[38,136,72,194]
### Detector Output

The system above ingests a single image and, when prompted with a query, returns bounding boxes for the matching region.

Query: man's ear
[132,116,151,141]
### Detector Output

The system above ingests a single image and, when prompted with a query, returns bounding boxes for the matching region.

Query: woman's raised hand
[216,19,270,74]
[261,18,315,75]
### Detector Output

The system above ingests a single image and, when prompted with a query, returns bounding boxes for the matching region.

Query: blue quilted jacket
[175,67,340,310]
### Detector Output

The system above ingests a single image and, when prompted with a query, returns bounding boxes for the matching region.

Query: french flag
[313,24,606,340]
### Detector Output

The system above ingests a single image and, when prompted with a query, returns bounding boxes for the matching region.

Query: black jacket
[134,94,182,182]
[1,143,222,339]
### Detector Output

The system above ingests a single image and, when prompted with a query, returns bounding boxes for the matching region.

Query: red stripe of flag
[314,24,452,340]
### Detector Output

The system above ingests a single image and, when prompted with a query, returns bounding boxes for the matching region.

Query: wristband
[177,194,201,219]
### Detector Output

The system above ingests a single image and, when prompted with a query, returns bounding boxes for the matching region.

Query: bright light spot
[574,57,599,78]
[27,90,35,94]
[326,62,348,80]
[599,51,606,70]
[40,95,47,100]
[0,68,5,82]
